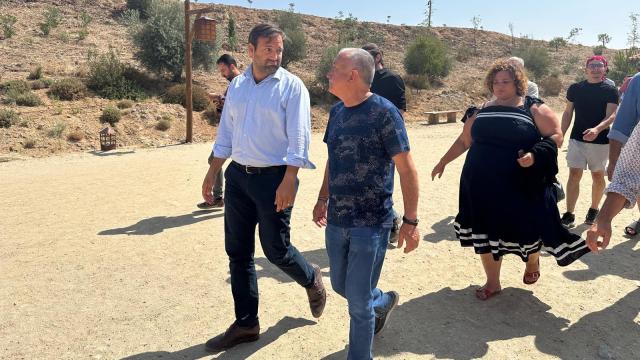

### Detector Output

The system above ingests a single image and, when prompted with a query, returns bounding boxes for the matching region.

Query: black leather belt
[231,161,285,175]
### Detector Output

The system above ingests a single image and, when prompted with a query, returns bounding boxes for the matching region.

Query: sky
[202,0,639,49]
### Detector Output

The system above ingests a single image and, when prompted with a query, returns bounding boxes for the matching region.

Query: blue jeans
[325,224,393,360]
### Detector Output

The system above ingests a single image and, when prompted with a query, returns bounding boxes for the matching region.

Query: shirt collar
[245,64,284,84]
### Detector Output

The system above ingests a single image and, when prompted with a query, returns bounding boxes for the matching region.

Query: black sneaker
[585,208,599,225]
[561,212,575,229]
[374,291,399,335]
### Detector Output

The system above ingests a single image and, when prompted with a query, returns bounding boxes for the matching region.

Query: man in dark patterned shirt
[312,48,420,360]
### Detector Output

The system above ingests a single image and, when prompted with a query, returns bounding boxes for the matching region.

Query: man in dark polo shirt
[561,55,619,228]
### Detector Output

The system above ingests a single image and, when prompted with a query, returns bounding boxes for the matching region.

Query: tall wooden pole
[184,0,193,143]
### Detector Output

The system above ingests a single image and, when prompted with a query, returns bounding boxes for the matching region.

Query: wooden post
[447,111,457,123]
[184,0,193,143]
[427,113,439,124]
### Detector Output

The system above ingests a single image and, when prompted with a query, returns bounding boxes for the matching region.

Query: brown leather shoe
[306,264,326,318]
[204,322,260,352]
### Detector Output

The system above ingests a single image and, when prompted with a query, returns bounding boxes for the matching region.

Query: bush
[126,0,153,19]
[163,84,209,111]
[117,99,134,109]
[47,122,66,138]
[131,0,220,81]
[155,118,171,131]
[23,139,36,149]
[202,104,221,126]
[30,80,48,90]
[316,45,341,90]
[48,78,86,101]
[27,66,43,80]
[404,74,430,93]
[6,90,43,106]
[404,35,451,82]
[39,7,61,36]
[593,45,605,56]
[276,10,307,68]
[41,78,54,87]
[334,13,384,46]
[0,109,19,128]
[512,43,551,80]
[67,130,84,142]
[100,106,122,126]
[456,46,473,62]
[609,49,640,85]
[226,14,237,51]
[2,80,30,94]
[540,75,563,96]
[1,14,17,39]
[87,49,146,100]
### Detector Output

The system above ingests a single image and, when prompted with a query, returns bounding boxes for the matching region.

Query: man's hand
[606,160,617,181]
[517,150,535,168]
[312,200,328,227]
[275,174,297,212]
[397,223,420,254]
[586,220,612,253]
[582,128,600,142]
[431,160,446,180]
[202,169,216,204]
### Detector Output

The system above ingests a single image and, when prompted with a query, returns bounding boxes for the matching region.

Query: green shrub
[163,84,209,111]
[1,14,17,39]
[30,80,48,90]
[2,80,30,94]
[404,35,451,82]
[41,78,54,87]
[27,66,43,80]
[226,14,237,51]
[334,13,384,46]
[593,45,605,55]
[48,78,87,100]
[39,7,61,36]
[131,0,220,81]
[609,49,640,85]
[404,74,430,93]
[100,106,122,126]
[0,109,19,128]
[276,10,307,68]
[540,75,563,96]
[155,118,171,131]
[316,45,341,90]
[87,49,146,100]
[512,43,551,80]
[77,28,89,41]
[47,122,66,138]
[117,99,134,109]
[126,0,153,19]
[456,46,473,62]
[6,90,43,106]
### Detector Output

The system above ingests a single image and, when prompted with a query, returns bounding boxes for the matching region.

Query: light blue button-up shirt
[213,65,315,169]
[609,72,640,145]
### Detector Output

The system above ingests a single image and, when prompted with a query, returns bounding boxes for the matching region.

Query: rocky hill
[0,0,618,158]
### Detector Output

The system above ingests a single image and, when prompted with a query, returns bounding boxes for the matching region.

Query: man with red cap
[560,55,619,228]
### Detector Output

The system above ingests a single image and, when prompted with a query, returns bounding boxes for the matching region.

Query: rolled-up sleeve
[609,74,640,145]
[606,123,640,208]
[213,91,233,159]
[284,81,315,169]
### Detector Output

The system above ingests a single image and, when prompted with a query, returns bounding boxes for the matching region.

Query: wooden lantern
[193,16,216,43]
[99,126,117,151]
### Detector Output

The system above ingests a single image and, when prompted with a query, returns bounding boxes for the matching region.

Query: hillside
[0,0,618,158]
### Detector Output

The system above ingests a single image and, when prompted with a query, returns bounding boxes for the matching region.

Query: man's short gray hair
[338,48,375,86]
[507,56,525,70]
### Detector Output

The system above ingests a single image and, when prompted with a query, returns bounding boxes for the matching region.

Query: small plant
[27,66,43,80]
[87,48,146,100]
[100,106,122,126]
[47,122,66,138]
[2,79,30,94]
[540,74,562,96]
[57,31,70,43]
[593,45,605,55]
[404,35,451,82]
[155,118,171,131]
[48,78,87,101]
[6,90,43,106]
[163,84,209,111]
[23,139,36,149]
[404,74,430,93]
[0,109,19,128]
[548,37,567,52]
[77,11,92,41]
[126,0,153,19]
[30,80,47,90]
[117,99,134,109]
[77,28,89,41]
[1,14,17,39]
[41,78,54,87]
[67,130,84,142]
[227,14,237,51]
[39,7,62,36]
[455,46,472,62]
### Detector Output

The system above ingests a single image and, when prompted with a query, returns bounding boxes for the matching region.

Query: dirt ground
[1,123,639,360]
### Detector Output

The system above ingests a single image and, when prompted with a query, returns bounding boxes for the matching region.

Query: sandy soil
[1,123,638,360]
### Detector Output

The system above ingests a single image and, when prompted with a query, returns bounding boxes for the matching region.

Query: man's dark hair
[362,43,383,66]
[216,54,237,67]
[248,23,285,48]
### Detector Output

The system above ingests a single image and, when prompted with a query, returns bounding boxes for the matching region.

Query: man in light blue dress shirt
[201,24,326,353]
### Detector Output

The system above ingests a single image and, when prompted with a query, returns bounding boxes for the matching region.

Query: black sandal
[624,220,640,237]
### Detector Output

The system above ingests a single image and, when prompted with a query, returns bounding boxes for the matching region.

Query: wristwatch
[402,215,419,226]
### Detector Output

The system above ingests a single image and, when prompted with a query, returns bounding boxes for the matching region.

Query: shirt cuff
[213,144,232,159]
[606,183,637,209]
[607,129,630,145]
[286,153,316,169]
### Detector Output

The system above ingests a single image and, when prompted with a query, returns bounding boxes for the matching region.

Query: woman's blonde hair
[485,59,528,97]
